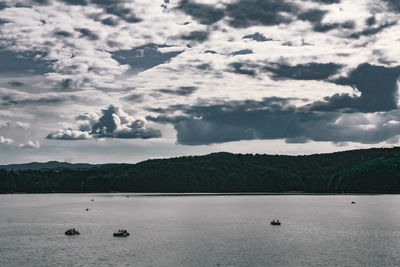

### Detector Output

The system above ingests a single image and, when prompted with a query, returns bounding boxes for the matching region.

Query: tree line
[1,147,400,193]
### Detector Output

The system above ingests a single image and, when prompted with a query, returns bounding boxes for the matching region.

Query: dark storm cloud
[298,9,326,24]
[348,22,397,39]
[47,105,161,140]
[181,31,209,42]
[312,0,340,3]
[76,28,99,41]
[59,78,74,91]
[178,0,301,28]
[111,43,183,72]
[0,18,9,25]
[310,64,400,112]
[313,21,355,32]
[0,50,55,75]
[243,32,272,42]
[282,41,294,46]
[337,63,400,110]
[261,62,400,113]
[122,93,143,102]
[101,17,118,26]
[90,0,115,4]
[150,97,299,119]
[231,49,253,56]
[150,94,400,145]
[91,0,142,23]
[15,2,32,8]
[382,0,400,12]
[8,81,25,87]
[308,94,358,112]
[341,21,356,29]
[196,63,212,70]
[1,95,76,107]
[59,0,87,5]
[102,5,141,23]
[365,16,376,26]
[264,63,342,80]
[297,8,354,33]
[148,97,333,145]
[159,86,197,96]
[33,0,51,5]
[54,30,73,38]
[145,60,400,145]
[58,0,142,22]
[229,62,256,76]
[177,0,224,25]
[225,0,295,28]
[0,2,8,10]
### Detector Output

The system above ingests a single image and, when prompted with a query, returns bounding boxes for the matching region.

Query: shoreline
[1,192,399,196]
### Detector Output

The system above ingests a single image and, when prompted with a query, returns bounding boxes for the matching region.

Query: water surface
[0,194,399,266]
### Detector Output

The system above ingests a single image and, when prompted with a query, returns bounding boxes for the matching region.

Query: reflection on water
[0,194,399,266]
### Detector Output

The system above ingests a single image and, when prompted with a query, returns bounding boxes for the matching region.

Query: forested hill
[0,161,99,171]
[1,147,400,193]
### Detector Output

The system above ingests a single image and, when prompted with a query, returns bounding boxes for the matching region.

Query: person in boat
[66,228,79,234]
[271,219,281,225]
[114,229,129,236]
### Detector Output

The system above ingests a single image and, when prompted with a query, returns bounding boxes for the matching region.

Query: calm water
[0,194,399,267]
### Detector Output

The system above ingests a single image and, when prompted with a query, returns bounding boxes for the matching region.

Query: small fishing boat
[113,229,130,237]
[270,220,281,226]
[65,228,80,235]
[351,201,356,204]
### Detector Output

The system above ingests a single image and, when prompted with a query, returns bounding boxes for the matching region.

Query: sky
[0,0,400,164]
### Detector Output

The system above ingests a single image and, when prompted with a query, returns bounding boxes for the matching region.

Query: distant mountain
[0,161,99,171]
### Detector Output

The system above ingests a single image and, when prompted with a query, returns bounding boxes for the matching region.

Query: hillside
[0,161,99,171]
[1,147,400,193]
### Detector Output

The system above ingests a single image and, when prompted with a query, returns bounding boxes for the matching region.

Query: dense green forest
[1,147,400,193]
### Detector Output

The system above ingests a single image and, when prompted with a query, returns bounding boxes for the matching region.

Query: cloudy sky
[0,0,400,164]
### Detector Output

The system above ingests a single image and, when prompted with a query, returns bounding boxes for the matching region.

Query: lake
[0,194,399,266]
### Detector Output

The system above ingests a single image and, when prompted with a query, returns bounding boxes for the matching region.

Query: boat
[351,201,356,204]
[113,229,130,237]
[65,228,80,235]
[270,220,281,226]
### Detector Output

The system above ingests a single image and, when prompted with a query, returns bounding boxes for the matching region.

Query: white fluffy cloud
[20,140,40,149]
[47,105,161,140]
[46,129,91,140]
[0,136,13,144]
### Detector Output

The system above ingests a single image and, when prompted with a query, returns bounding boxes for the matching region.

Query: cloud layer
[0,0,400,162]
